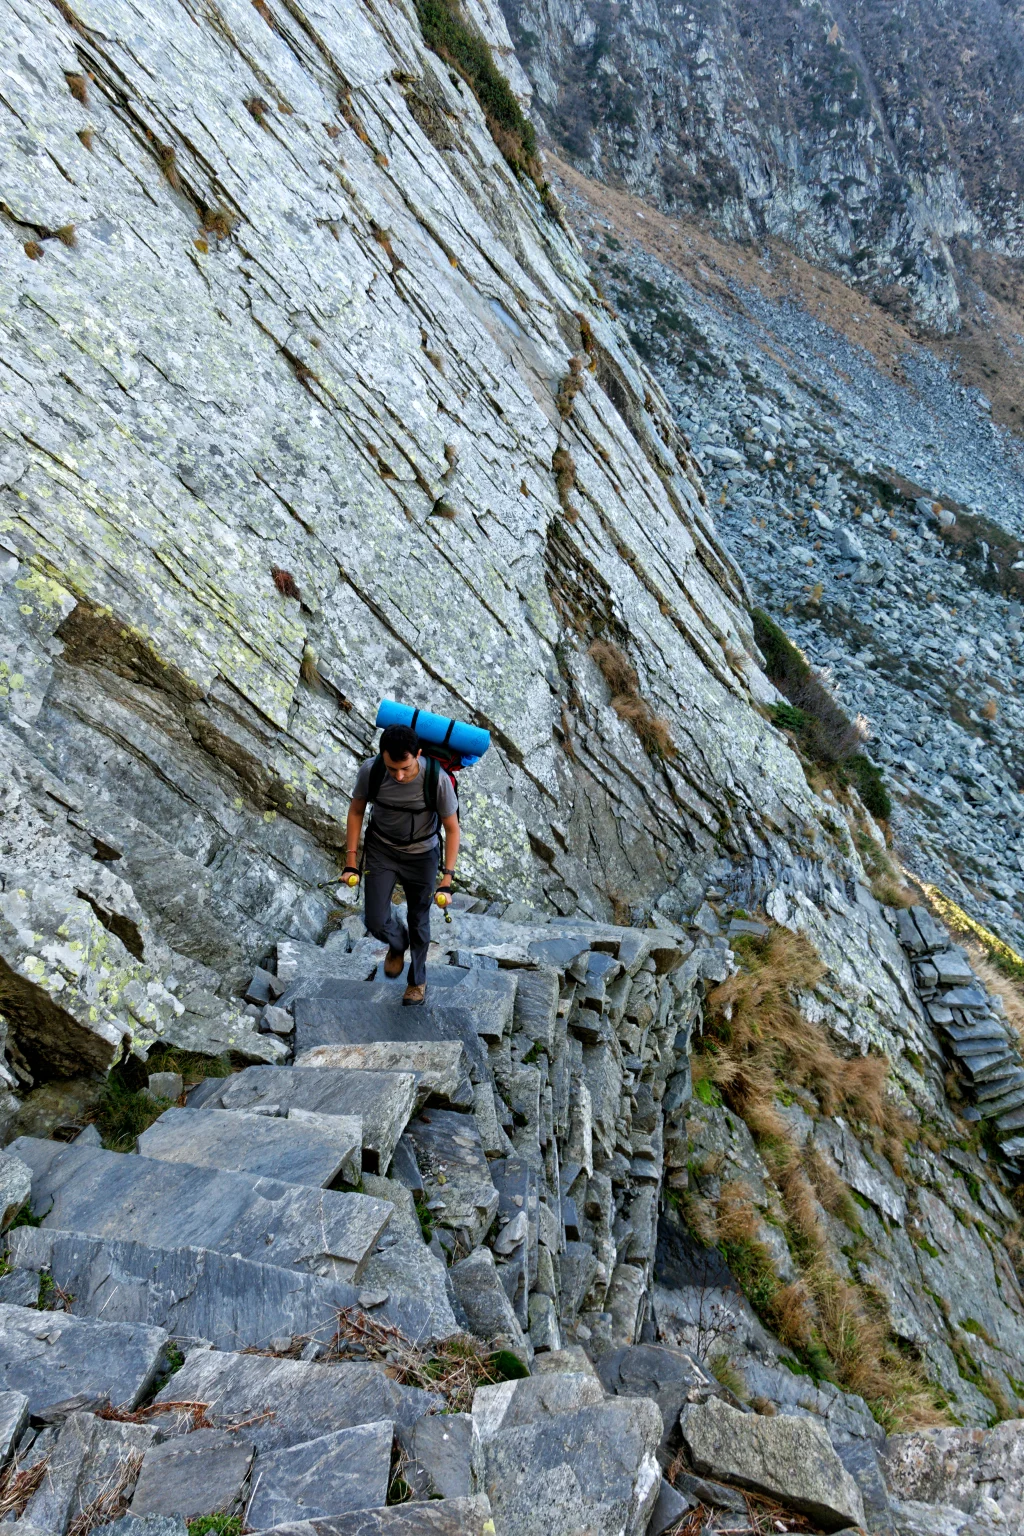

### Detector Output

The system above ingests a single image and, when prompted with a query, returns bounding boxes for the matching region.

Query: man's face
[383,750,421,783]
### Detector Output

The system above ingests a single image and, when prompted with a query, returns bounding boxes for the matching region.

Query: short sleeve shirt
[353,756,457,854]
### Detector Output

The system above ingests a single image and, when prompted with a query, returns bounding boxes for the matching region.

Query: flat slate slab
[248,1494,496,1535]
[7,1225,454,1350]
[403,1111,498,1247]
[0,1302,167,1414]
[293,971,514,1056]
[294,1043,467,1106]
[190,1069,415,1174]
[22,1411,157,1533]
[10,1137,391,1283]
[131,1430,255,1518]
[139,1107,362,1189]
[155,1351,440,1449]
[246,1421,393,1528]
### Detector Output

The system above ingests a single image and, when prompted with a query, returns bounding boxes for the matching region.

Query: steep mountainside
[3,1,1024,1533]
[502,0,1024,331]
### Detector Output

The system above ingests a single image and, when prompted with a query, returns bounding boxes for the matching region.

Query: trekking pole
[318,867,360,890]
[435,889,453,925]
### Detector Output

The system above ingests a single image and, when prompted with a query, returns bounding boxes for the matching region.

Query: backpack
[365,750,460,856]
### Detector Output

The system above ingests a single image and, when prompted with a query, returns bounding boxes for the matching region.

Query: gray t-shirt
[353,756,457,855]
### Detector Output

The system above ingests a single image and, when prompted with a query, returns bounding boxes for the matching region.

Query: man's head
[380,724,422,781]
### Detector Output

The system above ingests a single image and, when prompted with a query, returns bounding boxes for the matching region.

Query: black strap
[410,708,420,731]
[442,717,455,745]
[367,753,386,802]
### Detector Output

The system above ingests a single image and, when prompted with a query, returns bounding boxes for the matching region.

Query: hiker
[343,723,459,1006]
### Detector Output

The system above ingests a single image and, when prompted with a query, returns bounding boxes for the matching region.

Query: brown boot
[383,947,406,979]
[402,982,426,1007]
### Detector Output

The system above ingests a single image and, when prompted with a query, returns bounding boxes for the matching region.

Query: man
[344,723,459,1005]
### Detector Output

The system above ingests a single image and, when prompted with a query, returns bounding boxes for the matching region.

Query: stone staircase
[895,906,1024,1154]
[0,898,696,1536]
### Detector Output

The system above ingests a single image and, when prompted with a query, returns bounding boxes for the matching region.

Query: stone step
[938,986,990,1012]
[247,1493,496,1535]
[946,1036,1010,1059]
[972,1069,1024,1103]
[294,1042,472,1109]
[188,1067,416,1174]
[403,1110,499,1248]
[996,1104,1024,1135]
[943,1021,1010,1046]
[0,1300,167,1415]
[292,973,512,1056]
[977,1085,1024,1120]
[4,1219,456,1348]
[245,1420,394,1529]
[10,1136,392,1282]
[959,1051,1019,1082]
[139,1106,363,1188]
[153,1349,440,1449]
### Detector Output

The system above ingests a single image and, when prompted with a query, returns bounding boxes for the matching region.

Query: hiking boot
[402,983,426,1007]
[383,947,406,979]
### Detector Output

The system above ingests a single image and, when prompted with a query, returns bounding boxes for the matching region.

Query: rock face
[502,0,1024,329]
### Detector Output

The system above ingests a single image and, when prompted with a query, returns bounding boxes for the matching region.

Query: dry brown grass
[56,224,77,248]
[589,639,678,760]
[0,1457,49,1518]
[963,943,1024,1047]
[555,356,585,418]
[702,928,893,1132]
[329,1307,524,1414]
[694,926,943,1429]
[65,1451,144,1536]
[202,205,238,239]
[78,128,94,151]
[65,72,88,103]
[23,241,43,261]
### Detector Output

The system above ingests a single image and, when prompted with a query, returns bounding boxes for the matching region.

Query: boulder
[679,1396,866,1531]
[475,1385,661,1536]
[883,1421,1024,1522]
[130,1430,255,1518]
[0,1302,167,1415]
[245,1421,393,1528]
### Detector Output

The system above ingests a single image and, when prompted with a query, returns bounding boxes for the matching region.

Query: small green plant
[414,1195,435,1243]
[694,1077,722,1108]
[8,1201,43,1232]
[36,1273,57,1310]
[187,1517,242,1536]
[95,1073,171,1152]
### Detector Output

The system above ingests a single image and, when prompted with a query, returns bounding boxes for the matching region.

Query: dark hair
[380,724,421,761]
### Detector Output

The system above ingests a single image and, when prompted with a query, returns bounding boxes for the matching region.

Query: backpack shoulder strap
[366,754,386,802]
[423,755,440,812]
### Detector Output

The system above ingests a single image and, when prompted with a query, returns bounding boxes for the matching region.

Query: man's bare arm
[346,798,366,869]
[439,812,460,886]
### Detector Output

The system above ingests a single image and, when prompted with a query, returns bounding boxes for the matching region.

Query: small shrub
[187,1519,241,1536]
[202,206,237,239]
[156,143,180,189]
[756,608,891,817]
[556,356,585,418]
[245,95,271,122]
[271,566,301,600]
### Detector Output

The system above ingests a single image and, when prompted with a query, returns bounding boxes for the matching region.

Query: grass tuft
[65,72,88,103]
[202,205,237,239]
[95,1073,171,1152]
[589,638,677,760]
[56,225,77,248]
[23,241,44,260]
[271,566,301,600]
